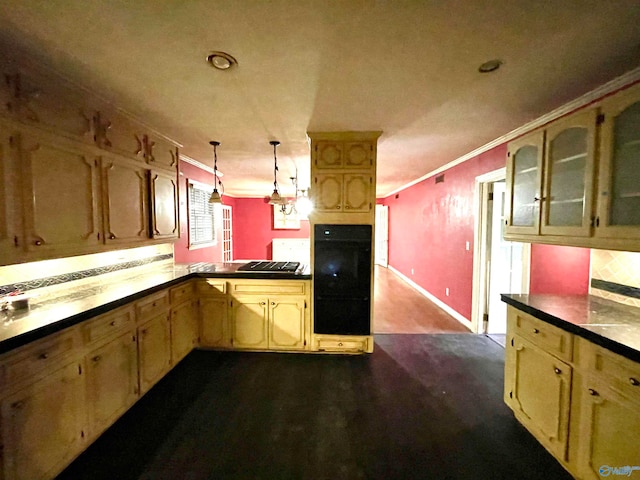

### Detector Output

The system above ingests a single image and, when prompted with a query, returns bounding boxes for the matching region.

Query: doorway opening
[472,168,530,335]
[375,204,389,267]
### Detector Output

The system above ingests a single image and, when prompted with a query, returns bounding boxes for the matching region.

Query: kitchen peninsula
[502,294,640,480]
[0,260,321,480]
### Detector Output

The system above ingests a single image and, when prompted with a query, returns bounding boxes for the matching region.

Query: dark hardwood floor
[56,335,571,480]
[374,266,470,333]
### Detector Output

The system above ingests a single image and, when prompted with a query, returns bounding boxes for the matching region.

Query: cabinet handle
[271,302,275,306]
[38,352,49,360]
[338,342,343,347]
[110,321,117,326]
[588,388,599,396]
[260,302,266,306]
[336,206,341,209]
[11,401,24,410]
[630,377,640,386]
[109,234,116,240]
[345,205,350,209]
[532,328,539,334]
[533,196,545,202]
[92,355,102,363]
[554,367,562,375]
[34,240,43,246]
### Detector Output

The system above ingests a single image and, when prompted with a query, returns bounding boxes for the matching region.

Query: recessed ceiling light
[206,51,238,70]
[478,59,502,73]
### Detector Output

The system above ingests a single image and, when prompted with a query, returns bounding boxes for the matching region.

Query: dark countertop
[501,294,640,363]
[0,262,311,355]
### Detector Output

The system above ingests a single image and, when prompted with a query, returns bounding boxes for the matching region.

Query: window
[188,181,218,247]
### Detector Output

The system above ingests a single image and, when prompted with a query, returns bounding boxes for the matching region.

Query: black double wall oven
[313,224,372,336]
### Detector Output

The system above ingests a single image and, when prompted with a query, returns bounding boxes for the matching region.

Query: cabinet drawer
[2,329,78,388]
[580,338,640,405]
[136,290,170,321]
[230,281,307,295]
[82,305,135,345]
[316,337,368,353]
[510,309,573,362]
[196,279,227,296]
[170,282,194,304]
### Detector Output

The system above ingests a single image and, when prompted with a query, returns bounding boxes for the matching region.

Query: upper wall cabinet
[506,109,597,238]
[505,82,640,251]
[0,53,181,266]
[308,131,381,225]
[595,82,640,241]
[19,127,102,258]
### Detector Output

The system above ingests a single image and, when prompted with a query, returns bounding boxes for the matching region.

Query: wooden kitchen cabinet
[198,279,229,348]
[84,329,138,440]
[19,127,102,258]
[100,155,149,245]
[505,335,572,461]
[138,310,172,394]
[505,109,597,239]
[269,297,307,350]
[229,280,310,351]
[313,172,373,213]
[0,122,21,266]
[171,299,198,363]
[149,168,179,240]
[230,296,270,349]
[0,361,85,480]
[594,82,640,241]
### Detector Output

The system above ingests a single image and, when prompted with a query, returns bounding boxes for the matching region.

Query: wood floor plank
[57,335,572,480]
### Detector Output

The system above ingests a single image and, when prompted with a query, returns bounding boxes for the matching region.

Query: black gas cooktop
[237,261,301,273]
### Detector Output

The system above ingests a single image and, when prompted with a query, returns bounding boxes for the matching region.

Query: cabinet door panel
[85,330,138,438]
[138,312,171,394]
[269,297,306,350]
[343,174,371,212]
[314,141,343,169]
[0,362,85,480]
[597,84,640,239]
[147,135,178,171]
[171,300,198,363]
[509,336,572,460]
[21,132,101,255]
[541,109,596,236]
[344,142,372,168]
[577,383,640,480]
[313,174,342,211]
[0,124,21,265]
[101,157,148,244]
[200,297,229,348]
[150,169,179,240]
[505,132,544,235]
[231,297,268,349]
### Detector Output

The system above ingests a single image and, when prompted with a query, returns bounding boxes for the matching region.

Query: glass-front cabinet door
[540,109,597,237]
[505,131,544,235]
[596,83,640,240]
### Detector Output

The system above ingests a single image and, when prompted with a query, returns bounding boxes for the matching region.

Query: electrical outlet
[411,268,414,275]
[445,288,450,296]
[465,241,470,251]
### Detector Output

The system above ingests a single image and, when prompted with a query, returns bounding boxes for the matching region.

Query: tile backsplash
[0,244,174,296]
[590,249,640,308]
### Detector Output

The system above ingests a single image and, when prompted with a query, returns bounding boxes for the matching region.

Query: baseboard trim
[386,265,472,331]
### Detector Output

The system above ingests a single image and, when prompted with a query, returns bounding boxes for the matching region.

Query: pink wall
[529,244,591,294]
[232,197,310,260]
[383,146,507,320]
[174,161,224,263]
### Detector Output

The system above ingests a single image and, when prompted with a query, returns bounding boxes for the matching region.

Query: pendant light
[268,140,283,205]
[208,140,223,204]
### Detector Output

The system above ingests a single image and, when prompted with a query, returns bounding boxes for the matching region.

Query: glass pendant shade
[208,189,222,204]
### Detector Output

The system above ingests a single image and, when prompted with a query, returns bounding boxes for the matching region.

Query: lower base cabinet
[505,306,640,480]
[138,311,172,394]
[85,329,139,440]
[0,362,85,480]
[171,299,198,363]
[505,336,572,461]
[200,296,229,348]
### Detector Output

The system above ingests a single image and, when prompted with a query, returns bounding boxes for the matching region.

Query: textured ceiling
[1,1,640,197]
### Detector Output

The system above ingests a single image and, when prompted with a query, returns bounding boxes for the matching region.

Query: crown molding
[179,154,223,177]
[382,66,640,198]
